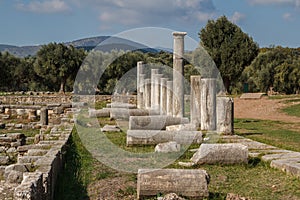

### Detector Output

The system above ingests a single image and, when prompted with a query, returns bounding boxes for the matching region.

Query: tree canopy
[34,43,86,93]
[199,16,259,93]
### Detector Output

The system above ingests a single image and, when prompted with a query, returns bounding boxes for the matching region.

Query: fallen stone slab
[107,102,136,109]
[127,130,202,146]
[137,169,209,199]
[89,108,111,118]
[191,143,248,165]
[101,125,121,132]
[261,152,300,162]
[17,144,51,153]
[18,156,41,164]
[27,149,48,156]
[155,141,181,153]
[271,158,300,178]
[110,108,151,120]
[166,123,197,131]
[239,93,266,99]
[0,156,10,165]
[129,116,189,130]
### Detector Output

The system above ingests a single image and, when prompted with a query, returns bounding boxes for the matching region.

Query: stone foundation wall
[0,95,136,105]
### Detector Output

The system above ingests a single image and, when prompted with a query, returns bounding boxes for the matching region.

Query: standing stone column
[160,78,168,115]
[151,69,159,109]
[217,96,234,135]
[167,81,173,116]
[137,61,144,109]
[153,74,163,111]
[172,32,187,118]
[144,79,151,109]
[190,76,201,127]
[139,74,146,109]
[200,78,216,131]
[40,108,48,126]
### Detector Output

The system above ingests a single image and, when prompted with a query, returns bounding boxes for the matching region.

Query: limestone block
[18,156,41,164]
[4,164,29,179]
[27,149,48,156]
[191,143,248,165]
[155,141,181,153]
[88,108,110,118]
[216,96,234,134]
[110,108,151,120]
[129,116,189,130]
[0,156,9,165]
[127,130,202,146]
[270,158,300,178]
[6,170,23,183]
[137,169,209,199]
[101,125,121,132]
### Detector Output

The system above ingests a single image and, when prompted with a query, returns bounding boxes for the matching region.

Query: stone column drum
[153,74,163,111]
[172,32,187,118]
[138,74,145,109]
[40,107,48,126]
[151,69,159,110]
[160,78,168,115]
[200,78,216,131]
[144,79,151,109]
[217,96,234,134]
[166,81,173,116]
[137,61,144,109]
[190,76,201,127]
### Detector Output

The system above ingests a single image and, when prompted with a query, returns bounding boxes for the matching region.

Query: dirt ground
[234,96,300,123]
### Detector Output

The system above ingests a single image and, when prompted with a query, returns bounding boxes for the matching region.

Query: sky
[0,0,299,47]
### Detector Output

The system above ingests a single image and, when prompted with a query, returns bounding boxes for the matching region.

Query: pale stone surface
[89,109,110,118]
[127,130,202,146]
[0,156,10,165]
[110,108,151,120]
[107,102,136,109]
[155,141,181,153]
[137,61,145,109]
[153,74,163,111]
[166,124,197,131]
[151,69,159,109]
[217,96,234,134]
[191,143,248,165]
[200,78,216,131]
[40,108,48,125]
[7,170,23,184]
[190,76,201,127]
[261,152,300,162]
[167,81,173,116]
[137,168,209,199]
[160,78,168,115]
[172,32,186,118]
[129,116,189,130]
[144,79,151,109]
[101,125,121,132]
[270,158,300,178]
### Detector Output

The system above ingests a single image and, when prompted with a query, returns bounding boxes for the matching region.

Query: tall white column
[167,81,173,116]
[151,69,159,109]
[200,78,217,131]
[160,78,168,115]
[190,76,201,127]
[137,61,144,109]
[172,32,187,118]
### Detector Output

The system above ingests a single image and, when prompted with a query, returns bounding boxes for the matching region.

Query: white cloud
[283,12,293,20]
[75,0,216,27]
[16,0,71,13]
[230,12,246,24]
[249,0,300,7]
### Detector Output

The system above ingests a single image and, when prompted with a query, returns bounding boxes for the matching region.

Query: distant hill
[0,36,159,57]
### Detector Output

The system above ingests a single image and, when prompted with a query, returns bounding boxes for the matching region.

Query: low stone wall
[13,123,73,200]
[0,95,136,105]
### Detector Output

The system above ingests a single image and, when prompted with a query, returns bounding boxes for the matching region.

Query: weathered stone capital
[172,32,187,37]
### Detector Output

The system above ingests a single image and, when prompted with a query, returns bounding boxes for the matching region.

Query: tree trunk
[59,80,66,94]
[223,77,231,94]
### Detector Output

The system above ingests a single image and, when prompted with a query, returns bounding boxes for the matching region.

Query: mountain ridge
[0,36,160,57]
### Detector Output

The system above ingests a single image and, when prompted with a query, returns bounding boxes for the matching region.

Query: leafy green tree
[0,52,21,91]
[34,43,86,93]
[199,16,259,93]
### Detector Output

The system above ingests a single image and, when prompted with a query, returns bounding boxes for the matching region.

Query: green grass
[54,128,91,200]
[268,94,300,100]
[234,119,300,152]
[282,103,300,117]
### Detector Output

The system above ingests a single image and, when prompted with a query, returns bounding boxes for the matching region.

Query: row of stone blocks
[137,143,249,199]
[0,124,73,200]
